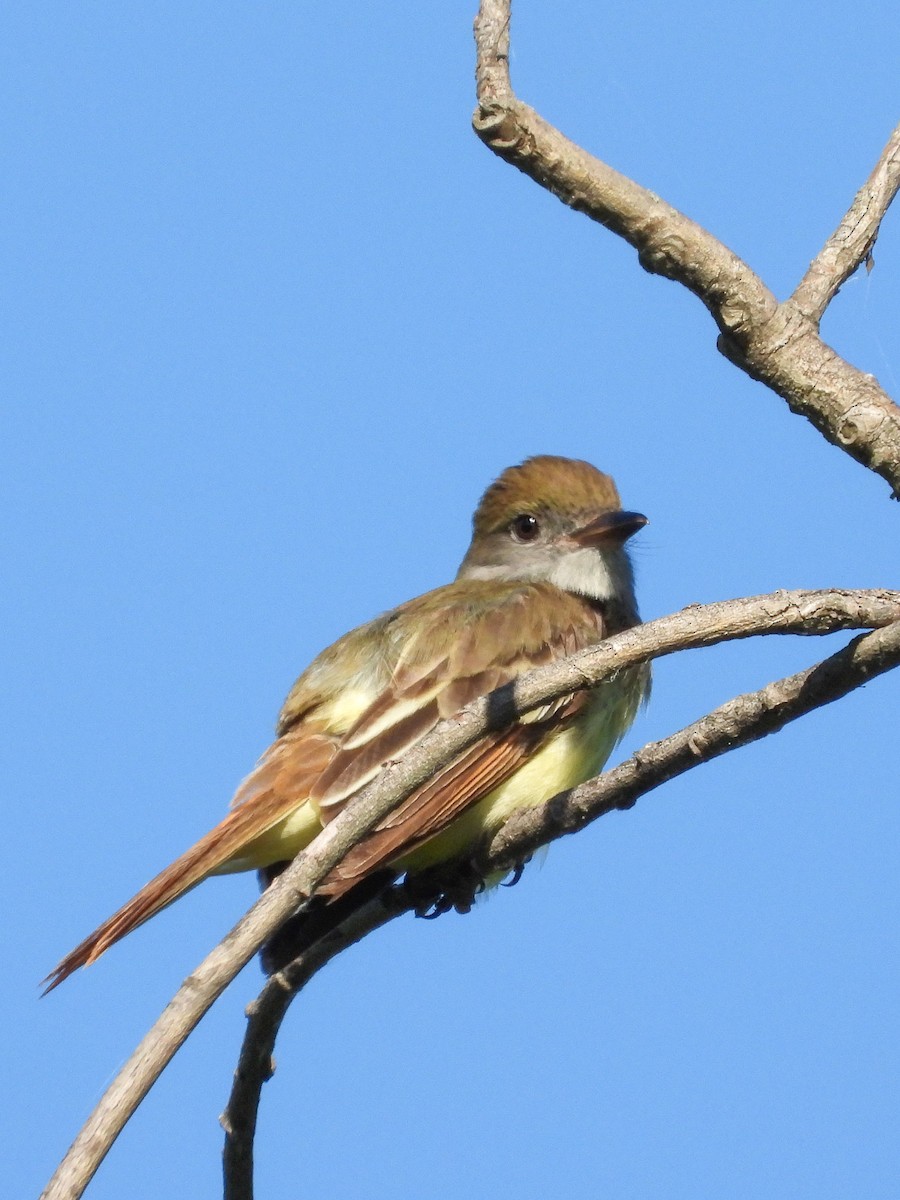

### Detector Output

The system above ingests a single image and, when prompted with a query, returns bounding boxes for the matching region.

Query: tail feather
[42,792,313,994]
[43,729,339,993]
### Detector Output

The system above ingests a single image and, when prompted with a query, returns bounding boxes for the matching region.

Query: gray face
[455,507,638,607]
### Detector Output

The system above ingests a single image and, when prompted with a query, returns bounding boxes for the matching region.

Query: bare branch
[221,887,412,1200]
[483,619,900,870]
[792,125,900,322]
[472,0,900,497]
[220,617,900,1197]
[473,2,776,333]
[40,588,900,1200]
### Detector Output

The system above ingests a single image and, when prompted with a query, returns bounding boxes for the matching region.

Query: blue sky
[5,4,900,1198]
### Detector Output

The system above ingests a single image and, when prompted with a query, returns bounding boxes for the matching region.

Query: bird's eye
[510,513,540,543]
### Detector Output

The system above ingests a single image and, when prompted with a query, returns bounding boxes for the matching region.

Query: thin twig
[472,0,900,496]
[221,618,900,1199]
[792,125,900,321]
[40,588,900,1200]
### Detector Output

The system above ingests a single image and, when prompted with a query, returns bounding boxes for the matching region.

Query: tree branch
[482,618,900,870]
[40,589,900,1200]
[220,616,900,1200]
[220,886,414,1200]
[792,125,900,322]
[472,0,900,496]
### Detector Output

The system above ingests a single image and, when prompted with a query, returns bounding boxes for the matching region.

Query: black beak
[570,510,648,548]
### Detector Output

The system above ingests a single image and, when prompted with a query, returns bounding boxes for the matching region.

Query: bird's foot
[406,861,488,919]
[406,855,532,918]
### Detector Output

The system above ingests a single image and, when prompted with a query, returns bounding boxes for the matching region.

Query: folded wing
[310,580,607,895]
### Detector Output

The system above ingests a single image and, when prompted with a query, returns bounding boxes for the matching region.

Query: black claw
[501,860,528,888]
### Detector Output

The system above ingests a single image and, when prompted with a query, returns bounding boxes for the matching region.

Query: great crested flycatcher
[46,455,648,990]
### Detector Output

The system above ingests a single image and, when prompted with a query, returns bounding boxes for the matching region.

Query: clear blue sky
[5,4,899,1198]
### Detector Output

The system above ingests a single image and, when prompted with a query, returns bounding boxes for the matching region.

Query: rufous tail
[42,799,300,993]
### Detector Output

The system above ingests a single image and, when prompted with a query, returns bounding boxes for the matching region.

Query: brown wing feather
[317,728,539,896]
[43,730,336,993]
[310,698,443,809]
[312,584,607,897]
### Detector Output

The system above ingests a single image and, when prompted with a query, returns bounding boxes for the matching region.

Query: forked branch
[40,13,900,1199]
[40,589,900,1200]
[221,616,900,1200]
[472,0,900,496]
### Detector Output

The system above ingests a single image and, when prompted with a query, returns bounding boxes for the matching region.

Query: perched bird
[45,455,648,991]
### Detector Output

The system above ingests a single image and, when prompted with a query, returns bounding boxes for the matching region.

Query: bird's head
[457,455,647,610]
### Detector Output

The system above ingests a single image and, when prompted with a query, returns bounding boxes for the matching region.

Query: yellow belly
[398,681,633,871]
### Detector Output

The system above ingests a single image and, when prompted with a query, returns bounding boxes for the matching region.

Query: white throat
[546,547,626,603]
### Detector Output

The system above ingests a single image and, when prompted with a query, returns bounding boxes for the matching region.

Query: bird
[44,455,649,991]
